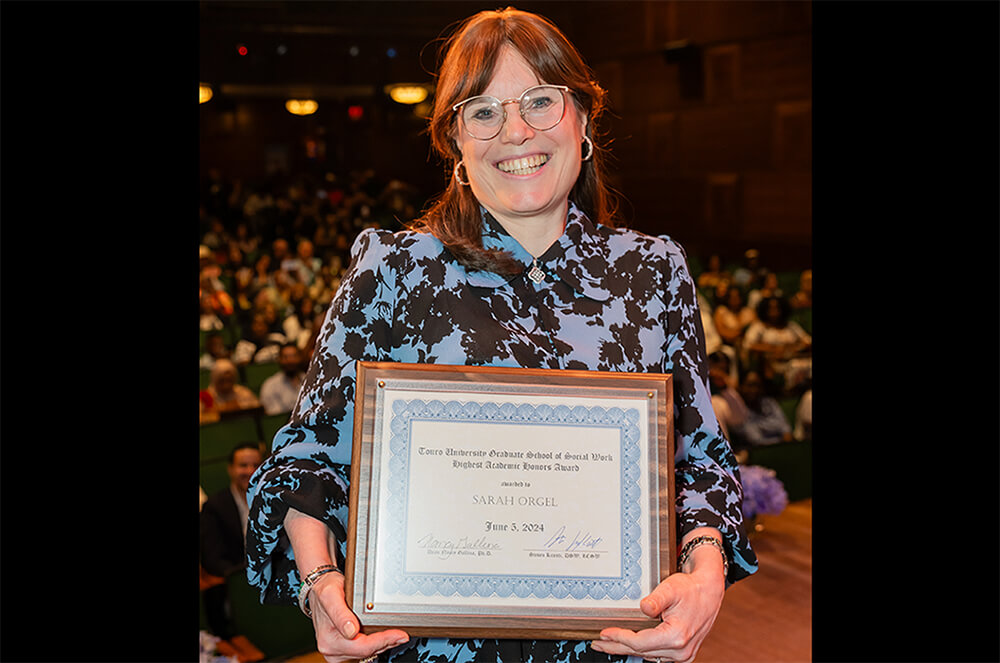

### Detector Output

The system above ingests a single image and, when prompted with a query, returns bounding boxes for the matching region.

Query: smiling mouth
[496,154,549,176]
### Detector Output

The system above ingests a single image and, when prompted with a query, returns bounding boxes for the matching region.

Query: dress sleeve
[244,228,396,605]
[658,236,759,584]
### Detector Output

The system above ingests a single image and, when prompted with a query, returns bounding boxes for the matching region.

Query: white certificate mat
[346,363,675,640]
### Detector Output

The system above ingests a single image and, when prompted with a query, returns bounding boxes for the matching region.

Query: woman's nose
[499,105,534,144]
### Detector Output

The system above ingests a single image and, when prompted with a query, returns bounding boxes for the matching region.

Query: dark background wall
[200,0,812,270]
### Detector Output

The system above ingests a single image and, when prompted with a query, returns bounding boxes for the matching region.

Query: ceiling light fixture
[199,83,214,104]
[387,84,429,105]
[285,99,319,116]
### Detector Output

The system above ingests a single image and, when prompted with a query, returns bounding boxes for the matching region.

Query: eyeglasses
[452,84,570,141]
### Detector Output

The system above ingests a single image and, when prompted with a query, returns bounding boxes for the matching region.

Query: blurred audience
[232,313,286,366]
[259,343,305,416]
[743,295,812,391]
[708,352,750,442]
[200,359,261,423]
[789,269,812,310]
[746,271,783,314]
[200,331,232,371]
[730,370,793,449]
[197,168,813,458]
[697,254,729,293]
[713,284,756,350]
[793,388,812,442]
[201,442,264,640]
[732,248,767,292]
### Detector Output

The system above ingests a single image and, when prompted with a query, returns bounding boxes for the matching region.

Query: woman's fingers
[312,573,359,638]
[317,630,410,663]
[310,573,410,662]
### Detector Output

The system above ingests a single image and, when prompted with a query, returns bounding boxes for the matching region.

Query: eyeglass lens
[461,85,565,139]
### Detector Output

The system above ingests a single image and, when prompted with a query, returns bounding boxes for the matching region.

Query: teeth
[497,154,549,175]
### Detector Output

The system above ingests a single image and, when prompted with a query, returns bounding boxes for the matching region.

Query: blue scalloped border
[381,398,643,600]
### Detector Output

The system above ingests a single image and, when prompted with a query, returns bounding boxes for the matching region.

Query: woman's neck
[485,201,568,258]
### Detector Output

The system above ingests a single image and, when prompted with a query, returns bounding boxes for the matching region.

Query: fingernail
[343,621,358,638]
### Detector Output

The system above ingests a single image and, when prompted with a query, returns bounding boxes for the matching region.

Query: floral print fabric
[245,202,758,662]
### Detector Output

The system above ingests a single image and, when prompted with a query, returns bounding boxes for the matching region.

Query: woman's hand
[284,508,409,662]
[590,529,727,663]
[307,571,409,663]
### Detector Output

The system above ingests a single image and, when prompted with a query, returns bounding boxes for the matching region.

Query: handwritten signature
[415,533,502,558]
[542,525,603,552]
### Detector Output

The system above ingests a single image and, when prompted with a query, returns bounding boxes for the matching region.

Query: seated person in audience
[200,331,232,371]
[746,271,783,314]
[732,248,767,291]
[201,359,261,422]
[231,266,258,331]
[201,442,264,641]
[200,293,226,332]
[270,238,292,276]
[200,264,235,322]
[285,238,323,286]
[231,313,286,365]
[697,254,729,293]
[708,352,750,442]
[281,290,317,350]
[713,284,756,349]
[258,343,305,416]
[788,269,813,337]
[793,388,812,442]
[742,296,812,390]
[698,291,722,358]
[729,370,793,448]
[789,269,812,310]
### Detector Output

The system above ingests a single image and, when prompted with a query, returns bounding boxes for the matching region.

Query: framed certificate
[345,362,675,640]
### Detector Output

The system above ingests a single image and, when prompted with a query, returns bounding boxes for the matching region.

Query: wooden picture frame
[345,362,675,640]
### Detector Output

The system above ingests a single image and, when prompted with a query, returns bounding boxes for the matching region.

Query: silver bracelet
[297,563,341,617]
[677,535,728,578]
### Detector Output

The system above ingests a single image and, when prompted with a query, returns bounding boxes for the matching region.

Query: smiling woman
[452,51,587,257]
[245,6,758,663]
[415,7,614,274]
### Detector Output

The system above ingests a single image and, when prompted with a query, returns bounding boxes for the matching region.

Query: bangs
[430,8,601,158]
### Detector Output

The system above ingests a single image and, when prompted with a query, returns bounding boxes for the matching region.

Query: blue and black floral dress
[246,202,758,662]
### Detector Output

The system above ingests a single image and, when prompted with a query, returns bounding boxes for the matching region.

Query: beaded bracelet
[297,563,341,618]
[677,535,729,578]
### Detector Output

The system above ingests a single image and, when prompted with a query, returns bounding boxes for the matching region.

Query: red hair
[409,7,618,275]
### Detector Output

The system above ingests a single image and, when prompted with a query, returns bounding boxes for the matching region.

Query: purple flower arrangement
[739,464,789,521]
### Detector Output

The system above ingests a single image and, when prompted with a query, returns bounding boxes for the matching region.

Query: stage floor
[696,498,812,663]
[285,499,812,663]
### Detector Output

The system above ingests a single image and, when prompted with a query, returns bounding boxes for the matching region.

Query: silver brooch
[527,258,545,284]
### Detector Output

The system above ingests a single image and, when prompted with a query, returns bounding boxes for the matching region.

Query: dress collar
[464,202,613,301]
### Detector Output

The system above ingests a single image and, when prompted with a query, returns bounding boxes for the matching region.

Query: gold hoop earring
[454,160,470,186]
[581,136,594,162]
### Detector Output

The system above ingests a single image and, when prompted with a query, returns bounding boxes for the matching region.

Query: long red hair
[409,7,618,275]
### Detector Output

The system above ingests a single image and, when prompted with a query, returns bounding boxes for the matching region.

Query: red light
[348,105,364,121]
[237,44,248,56]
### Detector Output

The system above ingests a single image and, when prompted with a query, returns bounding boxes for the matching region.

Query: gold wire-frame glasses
[452,84,571,140]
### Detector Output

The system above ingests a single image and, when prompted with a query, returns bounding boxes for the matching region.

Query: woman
[695,254,728,293]
[246,8,757,663]
[201,358,261,423]
[745,270,782,315]
[712,284,756,349]
[742,295,812,390]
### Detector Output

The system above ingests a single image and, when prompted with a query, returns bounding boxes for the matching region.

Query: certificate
[345,362,675,640]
